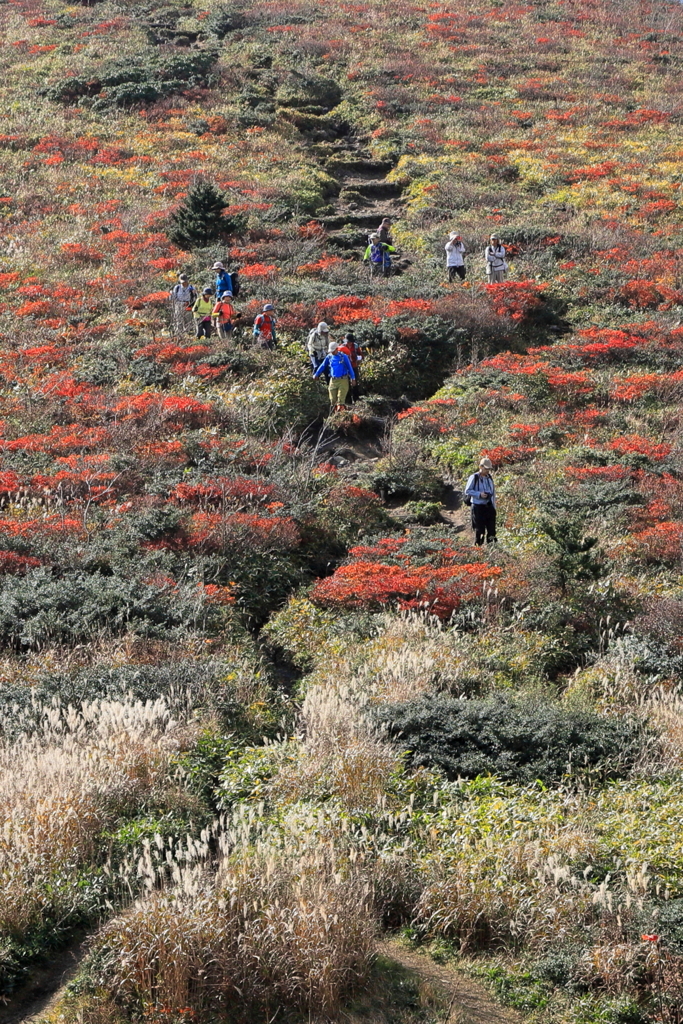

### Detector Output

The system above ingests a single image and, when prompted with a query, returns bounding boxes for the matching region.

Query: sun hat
[328,341,338,352]
[263,303,274,311]
[179,273,189,281]
[317,321,329,333]
[223,291,233,298]
[479,457,493,469]
[202,286,213,294]
[490,234,500,240]
[212,261,226,270]
[449,231,460,240]
[369,233,378,241]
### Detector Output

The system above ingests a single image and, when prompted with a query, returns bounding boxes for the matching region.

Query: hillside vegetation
[2,0,683,1021]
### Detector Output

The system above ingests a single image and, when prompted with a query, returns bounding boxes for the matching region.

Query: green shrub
[206,2,246,37]
[374,693,643,785]
[169,180,244,249]
[0,569,224,650]
[403,500,443,524]
[39,48,218,107]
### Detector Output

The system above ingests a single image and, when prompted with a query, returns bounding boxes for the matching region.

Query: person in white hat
[484,235,507,283]
[445,232,467,283]
[307,321,330,374]
[313,340,355,412]
[169,273,197,335]
[464,457,497,545]
[363,232,396,278]
[212,261,233,299]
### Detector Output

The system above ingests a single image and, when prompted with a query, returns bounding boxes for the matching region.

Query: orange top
[212,299,236,323]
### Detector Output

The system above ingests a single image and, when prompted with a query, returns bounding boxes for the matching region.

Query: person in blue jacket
[212,261,233,299]
[314,341,355,411]
[465,457,497,545]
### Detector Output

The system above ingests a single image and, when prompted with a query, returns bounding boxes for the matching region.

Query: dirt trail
[377,939,521,1024]
[0,938,88,1024]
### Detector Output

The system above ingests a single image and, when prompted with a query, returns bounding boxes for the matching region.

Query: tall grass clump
[0,699,189,962]
[91,819,376,1021]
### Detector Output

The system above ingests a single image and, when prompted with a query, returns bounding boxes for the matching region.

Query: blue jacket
[465,472,496,508]
[314,352,355,380]
[215,270,233,298]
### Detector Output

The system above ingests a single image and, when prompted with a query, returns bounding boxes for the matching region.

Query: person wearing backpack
[338,331,363,403]
[212,261,234,299]
[445,232,467,283]
[484,235,507,283]
[253,304,277,349]
[307,321,330,374]
[192,287,215,339]
[464,457,497,545]
[363,233,396,278]
[314,340,355,412]
[169,273,197,335]
[212,291,237,341]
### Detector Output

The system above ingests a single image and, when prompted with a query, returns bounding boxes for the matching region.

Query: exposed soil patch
[373,939,522,1024]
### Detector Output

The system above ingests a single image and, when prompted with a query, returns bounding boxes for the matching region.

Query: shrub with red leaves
[311,535,502,619]
[0,551,42,574]
[485,280,546,322]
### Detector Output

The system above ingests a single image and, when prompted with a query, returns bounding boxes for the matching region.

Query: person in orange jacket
[212,291,237,341]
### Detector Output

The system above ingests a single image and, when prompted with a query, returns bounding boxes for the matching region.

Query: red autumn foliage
[311,536,502,619]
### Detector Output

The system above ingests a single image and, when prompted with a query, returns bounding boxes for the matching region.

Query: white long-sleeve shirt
[485,244,507,272]
[445,240,466,267]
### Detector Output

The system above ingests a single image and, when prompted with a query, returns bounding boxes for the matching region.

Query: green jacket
[363,242,396,262]
[192,296,214,320]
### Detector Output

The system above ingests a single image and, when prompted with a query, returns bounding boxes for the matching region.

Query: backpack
[230,271,240,298]
[370,243,385,264]
[463,473,479,507]
[255,313,274,338]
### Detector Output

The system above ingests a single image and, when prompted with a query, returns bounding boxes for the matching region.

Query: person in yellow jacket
[192,287,214,339]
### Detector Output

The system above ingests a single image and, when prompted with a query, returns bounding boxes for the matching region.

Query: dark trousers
[195,319,213,339]
[472,503,497,545]
[448,265,466,282]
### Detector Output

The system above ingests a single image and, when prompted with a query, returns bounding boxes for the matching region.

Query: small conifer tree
[169,180,227,249]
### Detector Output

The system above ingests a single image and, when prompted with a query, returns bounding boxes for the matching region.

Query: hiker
[465,457,497,545]
[212,290,237,341]
[192,286,215,339]
[307,321,330,374]
[169,273,197,335]
[363,233,396,278]
[314,340,355,412]
[338,331,363,402]
[212,261,234,299]
[445,232,467,283]
[253,303,277,349]
[377,217,393,245]
[485,235,507,282]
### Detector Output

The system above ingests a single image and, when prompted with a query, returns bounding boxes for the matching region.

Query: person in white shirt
[485,235,507,282]
[445,232,467,282]
[464,457,497,545]
[169,274,197,335]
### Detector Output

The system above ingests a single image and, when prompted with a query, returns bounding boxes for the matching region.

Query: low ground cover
[3,0,683,1021]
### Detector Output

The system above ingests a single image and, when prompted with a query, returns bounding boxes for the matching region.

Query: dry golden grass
[94,827,376,1021]
[0,698,191,938]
